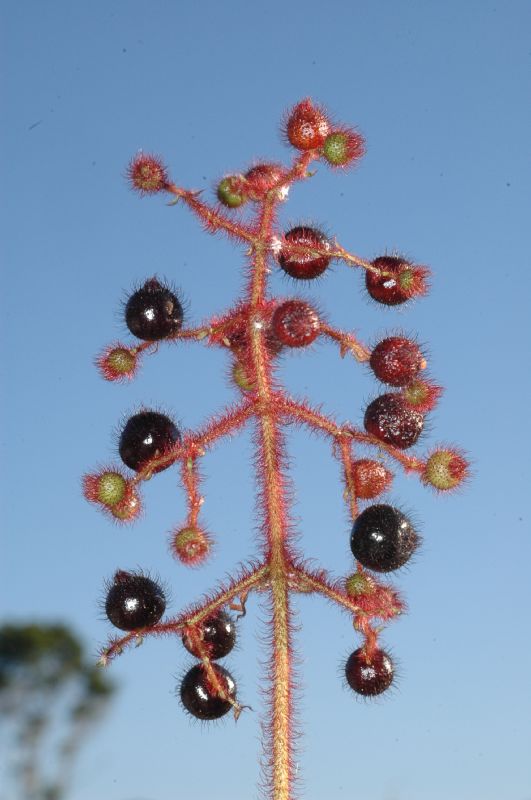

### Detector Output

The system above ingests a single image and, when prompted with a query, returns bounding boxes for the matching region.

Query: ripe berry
[422,449,469,491]
[350,504,419,572]
[366,256,429,305]
[119,411,180,473]
[364,393,424,449]
[271,300,320,348]
[345,647,394,696]
[217,175,247,209]
[370,337,425,387]
[105,570,166,630]
[182,611,236,660]
[244,164,286,200]
[277,226,331,280]
[284,98,330,151]
[180,664,236,720]
[352,459,393,499]
[127,154,169,194]
[125,278,183,341]
[322,129,365,167]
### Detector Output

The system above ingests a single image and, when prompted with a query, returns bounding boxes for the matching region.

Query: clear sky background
[2,2,530,799]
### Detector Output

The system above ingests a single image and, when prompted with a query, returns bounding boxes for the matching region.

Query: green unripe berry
[217,176,246,209]
[107,348,136,374]
[345,572,376,598]
[97,472,127,507]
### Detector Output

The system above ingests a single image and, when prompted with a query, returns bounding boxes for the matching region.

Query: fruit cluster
[85,99,468,800]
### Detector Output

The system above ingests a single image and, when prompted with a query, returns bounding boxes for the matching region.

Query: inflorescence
[85,98,468,800]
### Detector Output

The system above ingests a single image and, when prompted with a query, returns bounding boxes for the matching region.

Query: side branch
[167,185,255,243]
[319,324,371,362]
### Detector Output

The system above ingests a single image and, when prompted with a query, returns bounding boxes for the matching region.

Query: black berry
[119,411,180,473]
[350,504,419,572]
[345,647,394,696]
[182,611,236,660]
[364,393,424,449]
[105,571,166,631]
[125,278,183,341]
[180,664,236,720]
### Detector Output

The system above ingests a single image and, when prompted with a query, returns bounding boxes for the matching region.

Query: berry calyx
[284,98,330,151]
[370,337,425,387]
[170,527,211,566]
[244,164,286,200]
[401,379,442,413]
[180,664,236,720]
[182,611,236,660]
[125,278,183,341]
[350,504,419,572]
[127,154,169,194]
[217,175,247,209]
[364,393,424,449]
[119,410,180,473]
[345,647,394,696]
[352,459,393,499]
[366,256,429,305]
[105,571,166,631]
[322,129,365,167]
[277,226,331,280]
[97,345,138,381]
[271,300,320,348]
[422,449,469,491]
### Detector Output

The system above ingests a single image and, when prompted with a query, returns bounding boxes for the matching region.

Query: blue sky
[2,2,530,799]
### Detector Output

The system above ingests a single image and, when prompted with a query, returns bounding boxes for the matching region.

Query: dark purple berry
[345,647,394,696]
[125,278,183,341]
[182,611,236,660]
[119,411,180,473]
[364,393,424,449]
[180,664,236,720]
[105,570,166,631]
[350,504,419,572]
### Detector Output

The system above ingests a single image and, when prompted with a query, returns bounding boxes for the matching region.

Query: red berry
[119,411,181,473]
[105,570,166,631]
[244,164,286,200]
[350,504,419,572]
[351,459,393,499]
[182,611,236,660]
[370,337,425,387]
[366,256,429,305]
[180,664,236,720]
[271,300,320,348]
[284,98,330,151]
[364,393,424,449]
[127,154,169,194]
[322,129,365,167]
[277,226,331,280]
[345,647,394,696]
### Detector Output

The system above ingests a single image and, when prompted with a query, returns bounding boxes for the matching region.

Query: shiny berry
[180,664,236,720]
[125,278,183,341]
[271,300,320,347]
[370,337,425,387]
[119,411,180,473]
[322,129,365,167]
[366,256,429,306]
[217,175,246,208]
[364,393,424,449]
[350,504,419,572]
[284,98,330,150]
[182,611,236,660]
[278,226,331,280]
[345,647,394,696]
[352,459,393,499]
[105,571,166,630]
